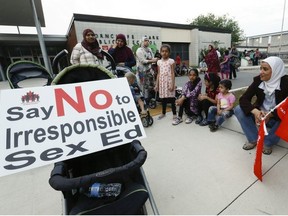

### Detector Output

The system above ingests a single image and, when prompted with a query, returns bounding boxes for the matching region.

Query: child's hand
[198,94,206,101]
[217,109,222,115]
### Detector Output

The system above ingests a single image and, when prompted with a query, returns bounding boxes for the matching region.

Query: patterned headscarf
[81,29,103,59]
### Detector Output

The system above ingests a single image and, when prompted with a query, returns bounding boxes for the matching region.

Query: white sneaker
[185,117,193,124]
[172,117,183,125]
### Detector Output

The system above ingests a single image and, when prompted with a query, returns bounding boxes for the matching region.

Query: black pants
[229,64,237,79]
[161,97,176,115]
[198,99,214,118]
[178,98,195,118]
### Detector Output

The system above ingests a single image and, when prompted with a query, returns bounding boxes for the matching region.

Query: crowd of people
[70,29,288,156]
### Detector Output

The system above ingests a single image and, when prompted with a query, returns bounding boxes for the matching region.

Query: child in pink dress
[220,50,230,80]
[207,79,236,132]
[154,44,176,121]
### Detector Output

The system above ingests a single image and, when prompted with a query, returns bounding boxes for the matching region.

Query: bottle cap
[90,183,101,197]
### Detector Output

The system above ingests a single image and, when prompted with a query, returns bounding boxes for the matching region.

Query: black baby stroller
[6,60,53,89]
[48,63,158,215]
[5,50,158,215]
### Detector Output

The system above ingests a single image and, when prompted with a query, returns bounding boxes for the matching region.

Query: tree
[190,13,244,45]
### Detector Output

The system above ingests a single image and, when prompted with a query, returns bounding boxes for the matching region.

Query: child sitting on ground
[196,72,220,126]
[173,68,202,125]
[125,71,147,116]
[207,79,236,132]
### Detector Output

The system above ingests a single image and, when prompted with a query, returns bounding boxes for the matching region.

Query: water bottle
[81,183,122,198]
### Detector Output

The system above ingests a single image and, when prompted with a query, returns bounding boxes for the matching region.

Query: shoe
[158,114,165,120]
[195,116,203,124]
[172,117,183,125]
[242,141,257,150]
[208,121,216,129]
[199,119,209,126]
[263,146,272,155]
[185,117,193,124]
[210,124,219,132]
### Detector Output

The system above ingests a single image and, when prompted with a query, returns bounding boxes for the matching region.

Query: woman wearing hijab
[70,29,103,65]
[203,44,220,75]
[135,36,159,103]
[234,56,288,155]
[108,34,136,69]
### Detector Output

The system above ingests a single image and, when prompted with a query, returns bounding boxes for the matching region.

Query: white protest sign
[0,78,146,177]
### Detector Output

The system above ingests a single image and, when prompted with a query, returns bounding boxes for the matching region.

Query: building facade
[238,30,288,60]
[0,14,232,80]
[67,14,232,67]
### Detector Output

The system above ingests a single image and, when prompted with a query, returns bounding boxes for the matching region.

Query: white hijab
[258,56,286,95]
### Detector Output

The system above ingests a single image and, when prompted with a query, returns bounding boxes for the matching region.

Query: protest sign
[0,78,146,177]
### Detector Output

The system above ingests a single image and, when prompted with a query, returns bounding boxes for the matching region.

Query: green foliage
[190,13,244,44]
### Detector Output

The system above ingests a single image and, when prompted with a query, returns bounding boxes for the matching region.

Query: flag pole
[262,97,288,120]
[279,0,287,56]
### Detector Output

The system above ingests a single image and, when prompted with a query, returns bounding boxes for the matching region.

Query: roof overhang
[0,0,45,27]
[0,34,67,46]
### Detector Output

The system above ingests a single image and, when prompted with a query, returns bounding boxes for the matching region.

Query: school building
[0,12,233,81]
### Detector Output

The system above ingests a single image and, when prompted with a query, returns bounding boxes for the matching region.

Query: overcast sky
[0,0,287,37]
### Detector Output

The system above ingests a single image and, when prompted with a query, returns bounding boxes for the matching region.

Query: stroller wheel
[148,116,153,126]
[141,116,149,127]
[149,100,157,109]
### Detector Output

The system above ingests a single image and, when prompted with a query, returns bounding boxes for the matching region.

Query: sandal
[263,146,272,155]
[242,141,257,150]
[140,111,148,117]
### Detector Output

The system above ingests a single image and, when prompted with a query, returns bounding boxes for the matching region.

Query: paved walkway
[1,66,288,214]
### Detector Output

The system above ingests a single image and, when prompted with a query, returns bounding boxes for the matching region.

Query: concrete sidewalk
[1,68,288,214]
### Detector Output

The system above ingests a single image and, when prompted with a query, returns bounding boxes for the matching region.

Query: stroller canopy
[52,64,116,85]
[6,60,53,89]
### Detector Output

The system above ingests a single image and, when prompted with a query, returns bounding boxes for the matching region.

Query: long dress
[157,58,175,98]
[205,49,220,73]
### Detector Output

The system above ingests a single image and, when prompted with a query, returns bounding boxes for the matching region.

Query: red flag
[277,97,288,120]
[275,97,288,142]
[276,114,288,142]
[254,120,267,181]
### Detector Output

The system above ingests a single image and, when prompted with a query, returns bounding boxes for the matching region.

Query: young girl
[154,44,176,121]
[207,79,236,132]
[195,72,220,126]
[173,68,202,125]
[220,50,230,80]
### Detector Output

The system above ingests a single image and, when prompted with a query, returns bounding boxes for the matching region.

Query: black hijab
[81,29,103,59]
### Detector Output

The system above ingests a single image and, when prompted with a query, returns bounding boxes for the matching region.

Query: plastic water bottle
[81,183,122,198]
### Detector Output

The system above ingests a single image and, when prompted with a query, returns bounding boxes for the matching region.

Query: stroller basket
[49,140,146,191]
[6,60,53,88]
[49,140,149,215]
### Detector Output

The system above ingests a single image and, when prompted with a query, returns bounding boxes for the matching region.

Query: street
[175,68,261,91]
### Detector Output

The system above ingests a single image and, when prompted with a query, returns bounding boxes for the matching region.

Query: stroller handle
[49,140,147,191]
[52,49,68,74]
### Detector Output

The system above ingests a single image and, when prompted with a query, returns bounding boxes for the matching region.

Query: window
[165,43,189,61]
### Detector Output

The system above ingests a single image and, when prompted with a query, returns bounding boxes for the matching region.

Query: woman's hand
[251,108,265,125]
